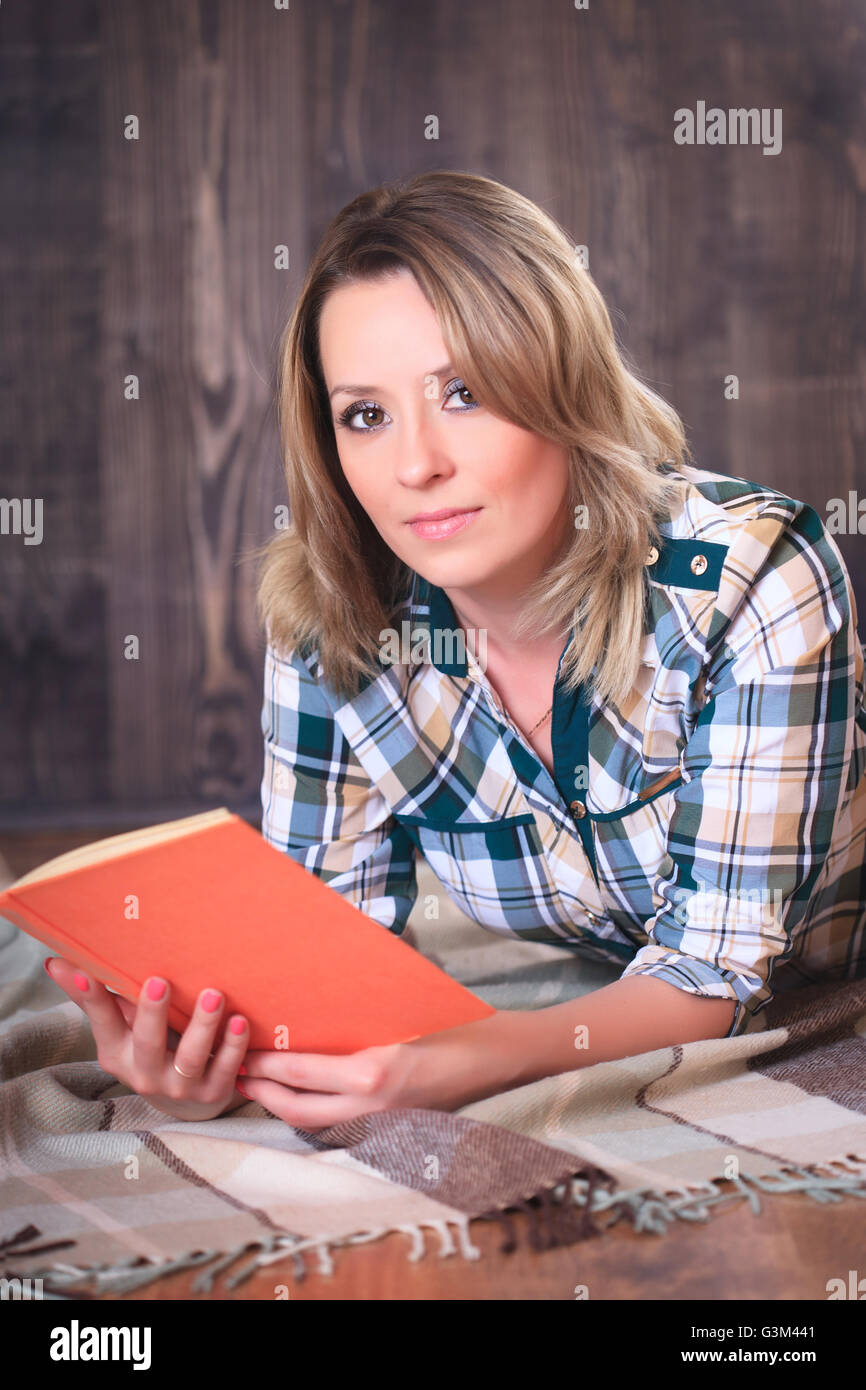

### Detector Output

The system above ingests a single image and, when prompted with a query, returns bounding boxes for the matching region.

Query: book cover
[0,809,496,1052]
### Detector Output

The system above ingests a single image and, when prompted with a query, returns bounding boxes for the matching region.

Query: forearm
[490,975,739,1091]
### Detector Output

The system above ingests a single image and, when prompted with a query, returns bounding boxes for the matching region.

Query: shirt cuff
[619,945,764,1039]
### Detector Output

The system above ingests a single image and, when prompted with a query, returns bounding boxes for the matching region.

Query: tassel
[0,1223,78,1260]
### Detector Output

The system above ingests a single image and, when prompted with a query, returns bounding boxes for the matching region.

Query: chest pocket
[394,809,535,830]
[587,764,684,822]
[394,808,538,858]
[589,656,711,822]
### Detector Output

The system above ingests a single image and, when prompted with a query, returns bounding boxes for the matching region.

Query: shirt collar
[374,528,727,677]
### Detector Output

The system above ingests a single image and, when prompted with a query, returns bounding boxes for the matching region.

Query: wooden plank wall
[1,0,863,829]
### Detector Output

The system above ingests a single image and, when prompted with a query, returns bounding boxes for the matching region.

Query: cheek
[496,460,567,522]
[337,452,372,501]
[340,461,392,524]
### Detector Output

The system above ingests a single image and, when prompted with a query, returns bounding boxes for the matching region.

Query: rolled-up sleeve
[260,639,419,934]
[619,502,862,1039]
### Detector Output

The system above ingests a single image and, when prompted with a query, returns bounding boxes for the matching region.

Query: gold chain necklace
[527,704,553,735]
[495,692,553,738]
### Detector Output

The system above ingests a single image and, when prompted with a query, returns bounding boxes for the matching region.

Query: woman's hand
[236,1009,538,1132]
[44,957,249,1121]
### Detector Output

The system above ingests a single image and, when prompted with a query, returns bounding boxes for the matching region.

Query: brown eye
[336,400,389,432]
[443,379,480,410]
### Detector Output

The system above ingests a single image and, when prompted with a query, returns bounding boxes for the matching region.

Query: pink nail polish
[235,1081,249,1098]
[72,972,89,992]
[43,958,54,976]
[201,989,222,1013]
[230,1018,246,1035]
[146,978,166,1002]
[237,1063,247,1075]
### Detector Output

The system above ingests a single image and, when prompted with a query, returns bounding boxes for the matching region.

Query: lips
[406,508,482,541]
[407,508,478,523]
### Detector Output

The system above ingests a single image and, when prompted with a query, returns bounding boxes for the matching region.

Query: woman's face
[318,266,571,608]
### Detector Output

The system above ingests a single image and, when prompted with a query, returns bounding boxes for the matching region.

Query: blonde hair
[254,169,690,708]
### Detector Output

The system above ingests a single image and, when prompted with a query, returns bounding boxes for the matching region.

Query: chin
[412,558,499,591]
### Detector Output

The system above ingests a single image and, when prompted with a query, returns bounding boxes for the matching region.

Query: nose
[392,404,457,489]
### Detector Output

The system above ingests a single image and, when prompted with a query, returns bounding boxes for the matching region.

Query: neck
[445,590,569,672]
[440,528,571,660]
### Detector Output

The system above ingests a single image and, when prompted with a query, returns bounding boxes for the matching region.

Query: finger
[241,1046,389,1095]
[131,976,172,1081]
[44,960,129,1053]
[114,995,182,1050]
[205,1013,249,1085]
[114,997,137,1028]
[170,989,229,1080]
[237,1076,384,1129]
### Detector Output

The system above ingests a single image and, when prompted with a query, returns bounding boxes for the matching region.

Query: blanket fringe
[5,1157,866,1297]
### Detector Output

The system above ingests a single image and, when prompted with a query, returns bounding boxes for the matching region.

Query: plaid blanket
[1,856,866,1297]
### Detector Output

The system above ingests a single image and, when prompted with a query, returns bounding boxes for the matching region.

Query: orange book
[0,808,495,1052]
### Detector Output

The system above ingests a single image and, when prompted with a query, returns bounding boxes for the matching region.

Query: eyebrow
[328,362,456,402]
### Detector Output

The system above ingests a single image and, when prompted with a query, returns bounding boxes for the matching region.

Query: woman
[47,171,866,1132]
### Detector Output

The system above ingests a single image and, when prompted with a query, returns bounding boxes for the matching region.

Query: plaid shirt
[260,462,866,1040]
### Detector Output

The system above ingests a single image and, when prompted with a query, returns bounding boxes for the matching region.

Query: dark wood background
[1,0,864,832]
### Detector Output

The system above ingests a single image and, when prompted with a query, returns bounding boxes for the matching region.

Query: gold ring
[173,1059,199,1078]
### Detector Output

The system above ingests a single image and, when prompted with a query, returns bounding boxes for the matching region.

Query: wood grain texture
[99,1188,866,1301]
[1,0,864,826]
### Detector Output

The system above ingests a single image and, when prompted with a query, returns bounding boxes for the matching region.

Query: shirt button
[569,800,587,820]
[586,911,601,927]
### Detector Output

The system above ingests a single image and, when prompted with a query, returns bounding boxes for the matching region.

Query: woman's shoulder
[262,621,412,717]
[657,460,841,594]
[644,461,858,671]
[661,459,812,533]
